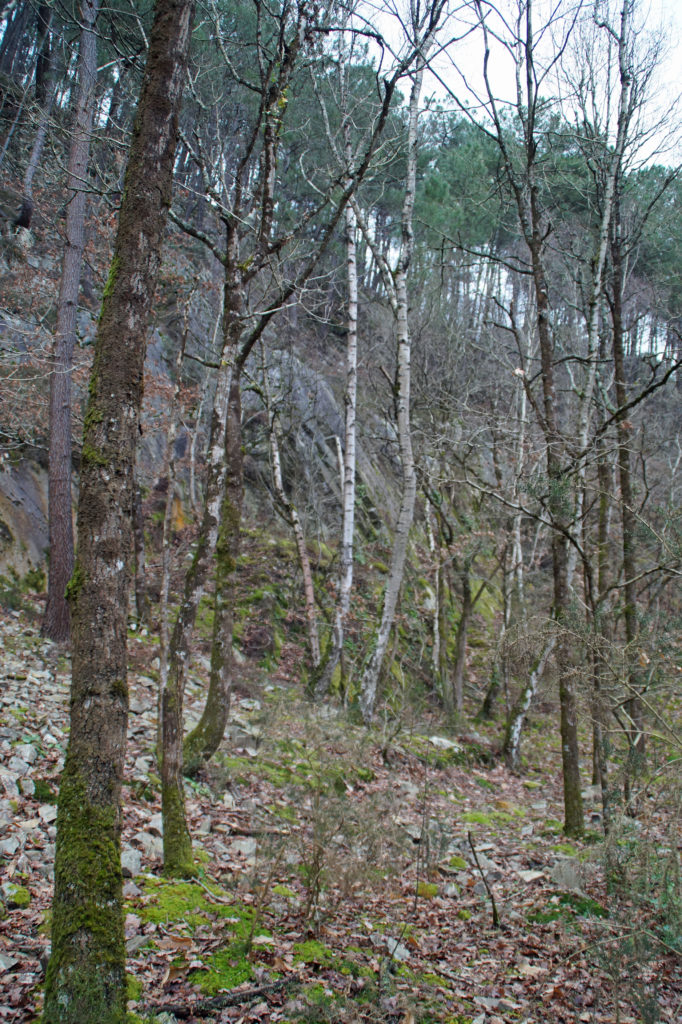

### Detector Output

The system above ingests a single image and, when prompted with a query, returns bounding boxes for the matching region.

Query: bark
[315,169,358,695]
[182,377,243,776]
[132,473,150,626]
[503,637,556,771]
[451,567,472,715]
[611,193,646,784]
[43,0,194,1018]
[160,357,232,872]
[42,0,99,643]
[15,74,55,229]
[358,63,424,724]
[268,407,320,669]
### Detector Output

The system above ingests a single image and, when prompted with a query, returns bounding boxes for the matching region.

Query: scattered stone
[197,815,212,835]
[550,858,583,893]
[8,756,29,776]
[15,744,37,764]
[38,804,57,823]
[121,847,142,878]
[0,951,19,970]
[123,880,142,899]
[18,778,35,797]
[148,813,163,835]
[428,735,461,751]
[134,832,163,859]
[0,836,20,857]
[517,869,544,883]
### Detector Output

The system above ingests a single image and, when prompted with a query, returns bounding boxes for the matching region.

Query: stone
[0,836,20,857]
[18,778,35,797]
[15,744,37,764]
[121,847,142,878]
[517,869,544,883]
[148,813,163,836]
[38,804,57,823]
[428,735,461,751]
[1,882,30,908]
[8,756,29,776]
[550,858,583,893]
[134,832,163,859]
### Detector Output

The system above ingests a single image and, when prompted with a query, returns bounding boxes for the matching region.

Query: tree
[42,0,195,1017]
[41,0,99,642]
[359,0,446,723]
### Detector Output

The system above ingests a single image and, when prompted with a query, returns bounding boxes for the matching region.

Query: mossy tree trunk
[42,0,194,1019]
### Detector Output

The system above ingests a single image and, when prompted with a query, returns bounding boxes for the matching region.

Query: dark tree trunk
[610,193,646,793]
[42,0,99,643]
[43,0,194,1019]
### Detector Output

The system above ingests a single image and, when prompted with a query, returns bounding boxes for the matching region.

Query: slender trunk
[43,0,194,1017]
[182,376,243,774]
[315,182,358,694]
[42,0,99,642]
[359,63,423,723]
[611,194,645,785]
[132,473,150,626]
[504,637,556,770]
[452,566,472,715]
[268,411,320,668]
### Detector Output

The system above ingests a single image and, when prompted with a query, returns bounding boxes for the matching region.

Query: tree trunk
[452,567,472,715]
[315,182,358,695]
[359,63,424,723]
[268,409,320,669]
[181,377,243,775]
[43,0,194,1018]
[503,637,555,771]
[42,0,99,643]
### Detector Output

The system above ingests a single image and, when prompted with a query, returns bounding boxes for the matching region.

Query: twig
[468,830,500,928]
[149,977,301,1019]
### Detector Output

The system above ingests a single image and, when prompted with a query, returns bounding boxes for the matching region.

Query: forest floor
[0,600,680,1024]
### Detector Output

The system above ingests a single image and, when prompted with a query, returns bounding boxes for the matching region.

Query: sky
[416,0,682,165]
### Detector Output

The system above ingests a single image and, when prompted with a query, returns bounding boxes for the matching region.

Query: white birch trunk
[359,62,424,723]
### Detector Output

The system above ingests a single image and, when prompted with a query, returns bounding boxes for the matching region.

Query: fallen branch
[148,977,301,1018]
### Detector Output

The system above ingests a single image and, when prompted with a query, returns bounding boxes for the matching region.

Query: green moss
[416,881,439,899]
[448,855,467,870]
[65,562,86,603]
[125,976,143,1001]
[272,884,297,898]
[43,769,126,1023]
[81,442,108,467]
[457,909,471,921]
[34,778,57,804]
[189,947,253,995]
[4,884,30,908]
[139,878,217,928]
[293,939,335,967]
[161,780,196,878]
[101,254,121,305]
[461,811,493,826]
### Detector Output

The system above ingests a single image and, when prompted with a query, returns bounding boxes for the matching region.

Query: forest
[0,0,680,1021]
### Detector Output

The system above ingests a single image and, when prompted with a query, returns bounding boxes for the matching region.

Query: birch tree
[359,0,446,723]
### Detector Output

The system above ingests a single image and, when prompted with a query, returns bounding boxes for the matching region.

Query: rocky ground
[0,603,680,1023]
